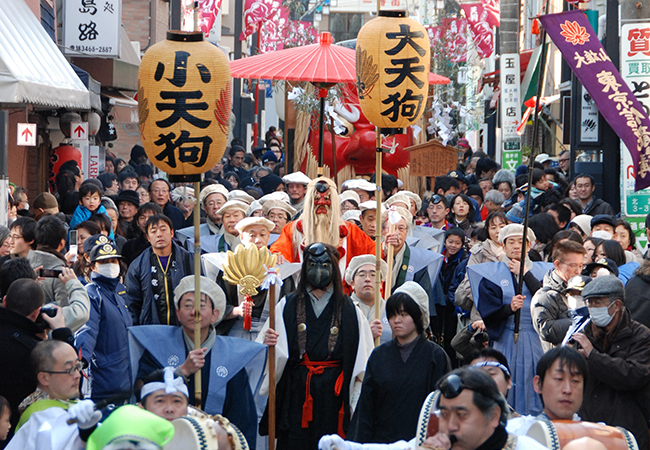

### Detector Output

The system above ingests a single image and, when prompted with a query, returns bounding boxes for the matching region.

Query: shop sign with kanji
[620,22,650,215]
[499,53,522,152]
[541,10,650,191]
[64,0,121,57]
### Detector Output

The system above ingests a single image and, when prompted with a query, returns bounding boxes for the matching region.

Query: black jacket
[0,307,73,446]
[163,202,186,230]
[579,309,650,450]
[583,197,615,216]
[625,263,650,329]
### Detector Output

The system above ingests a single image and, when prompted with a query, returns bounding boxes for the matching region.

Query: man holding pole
[128,275,266,448]
[466,224,551,416]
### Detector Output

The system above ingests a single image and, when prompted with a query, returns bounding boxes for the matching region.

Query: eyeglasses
[43,361,84,376]
[559,158,569,163]
[9,233,23,241]
[151,189,169,195]
[439,374,467,399]
[584,297,613,307]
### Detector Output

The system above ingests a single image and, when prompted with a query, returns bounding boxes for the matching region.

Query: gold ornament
[222,244,278,296]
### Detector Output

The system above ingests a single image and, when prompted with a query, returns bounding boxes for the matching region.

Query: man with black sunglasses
[318,367,546,450]
[426,368,547,450]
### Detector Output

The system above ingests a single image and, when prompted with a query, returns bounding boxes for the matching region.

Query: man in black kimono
[261,243,374,450]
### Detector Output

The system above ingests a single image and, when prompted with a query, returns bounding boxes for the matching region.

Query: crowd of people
[0,132,649,450]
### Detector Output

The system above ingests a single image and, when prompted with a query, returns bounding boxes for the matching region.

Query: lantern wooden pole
[268,283,276,450]
[317,89,327,176]
[385,222,396,299]
[374,128,382,347]
[192,4,202,410]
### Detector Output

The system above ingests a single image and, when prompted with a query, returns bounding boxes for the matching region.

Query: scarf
[206,218,222,235]
[183,325,217,352]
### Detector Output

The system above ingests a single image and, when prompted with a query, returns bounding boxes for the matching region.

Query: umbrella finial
[320,32,332,45]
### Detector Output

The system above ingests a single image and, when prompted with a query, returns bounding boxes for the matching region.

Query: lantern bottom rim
[169,174,202,183]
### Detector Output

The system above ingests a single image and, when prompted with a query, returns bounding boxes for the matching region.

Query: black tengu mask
[305,243,335,290]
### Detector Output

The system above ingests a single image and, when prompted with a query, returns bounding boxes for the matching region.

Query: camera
[35,303,58,330]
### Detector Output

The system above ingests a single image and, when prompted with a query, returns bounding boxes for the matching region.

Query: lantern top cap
[320,32,332,45]
[166,31,204,42]
[378,10,407,17]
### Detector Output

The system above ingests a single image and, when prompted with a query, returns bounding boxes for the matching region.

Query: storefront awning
[0,1,90,109]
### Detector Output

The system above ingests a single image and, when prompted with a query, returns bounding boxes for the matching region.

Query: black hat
[563,275,592,294]
[89,240,121,262]
[447,170,469,185]
[259,174,284,195]
[83,234,112,254]
[466,185,484,201]
[585,258,619,277]
[135,163,153,177]
[130,144,146,161]
[590,214,616,229]
[116,190,140,209]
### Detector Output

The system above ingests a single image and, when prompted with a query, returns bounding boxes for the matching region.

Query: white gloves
[319,435,364,450]
[318,435,413,450]
[67,399,102,430]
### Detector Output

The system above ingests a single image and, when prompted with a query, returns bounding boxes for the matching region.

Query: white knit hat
[235,217,275,234]
[199,184,229,206]
[216,200,249,215]
[263,199,296,217]
[228,190,255,205]
[344,255,388,285]
[498,223,537,244]
[393,281,430,329]
[282,171,311,185]
[339,190,361,206]
[173,276,226,323]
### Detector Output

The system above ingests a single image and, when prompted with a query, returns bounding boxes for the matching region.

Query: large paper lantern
[356,11,430,131]
[138,31,232,181]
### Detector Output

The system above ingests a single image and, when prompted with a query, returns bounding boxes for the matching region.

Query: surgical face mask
[96,263,120,279]
[567,295,584,310]
[589,303,614,327]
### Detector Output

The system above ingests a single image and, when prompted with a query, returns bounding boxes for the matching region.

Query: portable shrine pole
[374,128,383,347]
[268,283,277,450]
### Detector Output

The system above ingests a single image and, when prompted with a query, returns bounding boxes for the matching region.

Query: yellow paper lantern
[356,11,430,131]
[138,31,231,181]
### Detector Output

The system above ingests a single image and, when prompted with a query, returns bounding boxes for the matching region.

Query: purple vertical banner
[540,10,650,191]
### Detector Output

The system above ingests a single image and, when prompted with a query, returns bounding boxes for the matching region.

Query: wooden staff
[374,128,383,347]
[192,4,202,409]
[268,282,276,450]
[384,222,396,299]
[330,116,338,185]
[514,8,551,344]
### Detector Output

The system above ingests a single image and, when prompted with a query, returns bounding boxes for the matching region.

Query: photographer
[26,216,90,333]
[0,276,73,446]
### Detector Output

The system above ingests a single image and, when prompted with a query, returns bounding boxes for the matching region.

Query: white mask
[96,263,120,279]
[589,303,614,327]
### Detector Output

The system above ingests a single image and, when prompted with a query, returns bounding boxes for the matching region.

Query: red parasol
[230,32,356,84]
[429,72,451,85]
[230,32,356,172]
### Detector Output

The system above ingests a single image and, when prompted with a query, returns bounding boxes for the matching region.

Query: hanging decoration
[181,0,224,36]
[461,3,495,58]
[138,31,231,180]
[355,10,431,131]
[240,0,281,40]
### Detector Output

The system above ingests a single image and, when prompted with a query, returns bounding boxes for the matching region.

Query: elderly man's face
[287,183,306,202]
[204,193,227,224]
[503,236,530,261]
[143,390,189,421]
[241,224,271,249]
[437,389,500,450]
[222,210,245,235]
